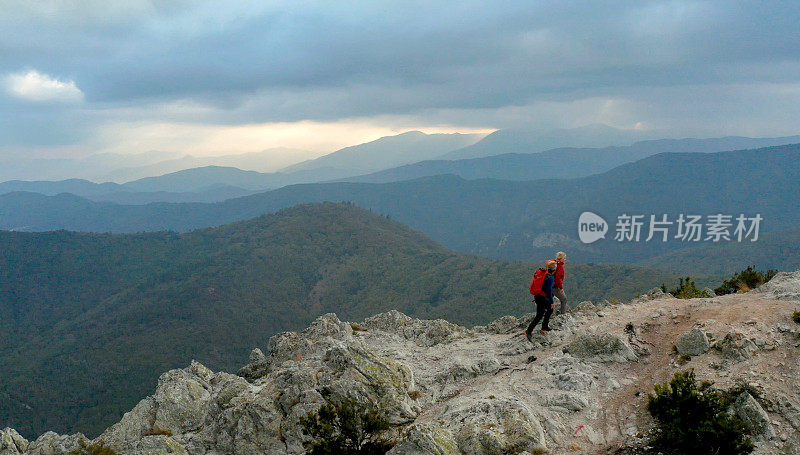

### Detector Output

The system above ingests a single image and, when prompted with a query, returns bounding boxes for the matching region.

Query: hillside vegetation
[0,203,697,439]
[638,227,800,274]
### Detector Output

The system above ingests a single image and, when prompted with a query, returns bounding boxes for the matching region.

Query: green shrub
[647,370,753,455]
[669,276,705,299]
[300,398,394,455]
[793,310,800,324]
[715,266,777,295]
[68,444,117,455]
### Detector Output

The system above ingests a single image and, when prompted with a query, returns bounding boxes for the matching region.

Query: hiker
[525,260,557,341]
[554,251,568,314]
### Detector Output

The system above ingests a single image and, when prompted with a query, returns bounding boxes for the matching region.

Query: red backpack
[529,268,548,295]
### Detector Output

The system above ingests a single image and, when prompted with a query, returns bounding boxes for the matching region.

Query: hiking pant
[527,294,553,332]
[554,287,568,314]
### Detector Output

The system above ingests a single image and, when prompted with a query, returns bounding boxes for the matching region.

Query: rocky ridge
[3,271,800,455]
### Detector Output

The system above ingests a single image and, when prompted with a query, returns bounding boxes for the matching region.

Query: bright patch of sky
[4,70,83,103]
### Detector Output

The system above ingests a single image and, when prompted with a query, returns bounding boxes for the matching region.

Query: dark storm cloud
[1,0,799,153]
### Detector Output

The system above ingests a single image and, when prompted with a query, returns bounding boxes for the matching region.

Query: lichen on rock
[387,423,459,455]
[732,392,776,442]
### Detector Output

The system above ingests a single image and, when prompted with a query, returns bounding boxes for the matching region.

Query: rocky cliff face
[3,271,800,455]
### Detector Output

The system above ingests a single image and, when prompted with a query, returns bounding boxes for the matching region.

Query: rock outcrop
[733,392,776,442]
[754,270,800,301]
[4,273,800,455]
[562,333,637,362]
[714,330,758,362]
[630,287,672,304]
[22,432,89,455]
[1,429,28,455]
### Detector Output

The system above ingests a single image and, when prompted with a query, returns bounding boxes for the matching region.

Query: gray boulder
[714,331,757,361]
[702,287,717,298]
[1,428,28,455]
[96,396,157,449]
[675,328,711,356]
[631,288,672,304]
[152,361,213,435]
[544,392,589,412]
[544,355,597,393]
[442,397,547,454]
[363,310,468,346]
[563,333,638,362]
[485,315,525,334]
[23,432,89,455]
[753,271,800,301]
[387,423,459,455]
[732,392,775,441]
[112,435,187,455]
[434,358,502,385]
[237,347,269,381]
[304,312,354,339]
[322,342,420,424]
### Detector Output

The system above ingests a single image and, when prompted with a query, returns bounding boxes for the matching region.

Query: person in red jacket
[554,251,568,314]
[525,260,557,341]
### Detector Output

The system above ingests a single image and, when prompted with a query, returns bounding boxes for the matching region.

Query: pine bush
[647,370,753,455]
[300,398,394,455]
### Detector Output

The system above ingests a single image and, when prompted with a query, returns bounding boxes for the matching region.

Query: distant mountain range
[0,131,482,184]
[0,132,486,202]
[0,202,697,438]
[6,134,800,204]
[0,150,181,182]
[97,147,318,182]
[344,135,800,184]
[99,129,482,184]
[280,130,484,174]
[0,148,319,183]
[0,172,259,204]
[2,143,798,273]
[438,124,654,160]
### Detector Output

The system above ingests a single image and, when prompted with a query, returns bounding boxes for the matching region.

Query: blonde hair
[546,260,557,271]
[556,251,566,261]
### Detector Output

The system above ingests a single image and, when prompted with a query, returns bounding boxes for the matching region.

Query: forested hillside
[637,227,800,274]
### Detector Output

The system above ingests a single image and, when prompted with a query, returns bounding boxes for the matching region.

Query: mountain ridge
[438,124,653,160]
[5,134,799,205]
[3,271,798,454]
[279,131,484,174]
[2,144,798,271]
[344,136,800,184]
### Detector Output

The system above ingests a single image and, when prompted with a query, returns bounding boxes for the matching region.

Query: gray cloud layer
[1,0,799,155]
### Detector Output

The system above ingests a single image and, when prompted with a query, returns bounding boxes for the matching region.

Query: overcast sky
[2,0,799,160]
